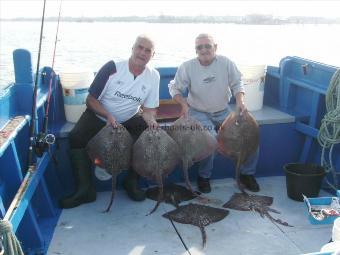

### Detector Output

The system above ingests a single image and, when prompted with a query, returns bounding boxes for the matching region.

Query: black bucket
[283,163,325,202]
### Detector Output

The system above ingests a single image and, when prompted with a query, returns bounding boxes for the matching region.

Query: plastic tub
[238,65,266,111]
[59,71,94,123]
[283,163,325,202]
[243,79,264,111]
[59,71,94,89]
[238,64,266,81]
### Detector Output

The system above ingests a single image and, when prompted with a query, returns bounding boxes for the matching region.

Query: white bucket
[239,64,266,81]
[243,79,265,111]
[238,65,266,112]
[59,71,94,123]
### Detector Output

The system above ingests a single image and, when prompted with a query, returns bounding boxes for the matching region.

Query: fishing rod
[27,0,47,164]
[35,0,63,157]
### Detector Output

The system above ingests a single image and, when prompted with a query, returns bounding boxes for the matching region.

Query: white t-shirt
[89,60,160,123]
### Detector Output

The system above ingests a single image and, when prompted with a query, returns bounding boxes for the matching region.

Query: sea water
[1,21,340,89]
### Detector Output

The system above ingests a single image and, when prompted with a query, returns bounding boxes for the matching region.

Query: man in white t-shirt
[168,33,260,193]
[60,35,160,209]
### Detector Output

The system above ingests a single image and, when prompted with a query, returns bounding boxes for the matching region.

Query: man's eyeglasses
[195,44,213,51]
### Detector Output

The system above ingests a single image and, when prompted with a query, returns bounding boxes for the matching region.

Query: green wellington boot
[123,170,146,201]
[59,149,96,208]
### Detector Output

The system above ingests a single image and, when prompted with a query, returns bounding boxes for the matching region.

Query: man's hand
[142,107,159,129]
[180,103,189,118]
[86,95,118,127]
[237,101,247,116]
[106,115,118,128]
[147,119,159,129]
[173,94,189,118]
[235,92,247,115]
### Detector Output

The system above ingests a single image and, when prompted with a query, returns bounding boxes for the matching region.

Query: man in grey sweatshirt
[168,33,260,193]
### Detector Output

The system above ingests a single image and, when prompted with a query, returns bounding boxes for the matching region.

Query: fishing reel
[34,132,56,157]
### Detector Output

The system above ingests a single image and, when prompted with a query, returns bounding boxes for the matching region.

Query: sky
[1,0,340,19]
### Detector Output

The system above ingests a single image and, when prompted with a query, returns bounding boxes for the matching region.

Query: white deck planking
[48,176,332,255]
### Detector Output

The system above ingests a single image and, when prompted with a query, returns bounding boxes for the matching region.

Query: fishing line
[44,0,62,128]
[35,0,63,157]
[168,218,192,255]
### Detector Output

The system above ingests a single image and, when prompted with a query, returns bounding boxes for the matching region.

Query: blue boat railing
[266,57,339,165]
[0,49,64,254]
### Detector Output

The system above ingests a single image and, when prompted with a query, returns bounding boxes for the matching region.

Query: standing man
[60,35,160,209]
[168,33,260,193]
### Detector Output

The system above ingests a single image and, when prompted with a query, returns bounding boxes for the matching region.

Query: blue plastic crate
[304,190,340,225]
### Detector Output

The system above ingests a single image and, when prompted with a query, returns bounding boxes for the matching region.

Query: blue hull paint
[0,49,339,254]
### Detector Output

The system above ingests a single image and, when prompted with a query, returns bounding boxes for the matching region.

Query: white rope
[0,220,24,255]
[317,68,340,189]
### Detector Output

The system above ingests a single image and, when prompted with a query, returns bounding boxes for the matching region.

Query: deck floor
[48,176,332,255]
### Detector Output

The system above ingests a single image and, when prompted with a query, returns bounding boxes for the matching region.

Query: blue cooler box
[304,190,340,225]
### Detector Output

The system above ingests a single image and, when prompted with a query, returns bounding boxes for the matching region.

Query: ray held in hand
[133,128,181,214]
[166,116,218,193]
[87,124,133,212]
[217,111,260,193]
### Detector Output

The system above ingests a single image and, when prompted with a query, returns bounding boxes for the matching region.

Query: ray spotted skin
[146,183,195,208]
[223,193,292,227]
[163,203,229,247]
[87,124,133,212]
[167,116,217,193]
[217,111,259,193]
[133,128,181,214]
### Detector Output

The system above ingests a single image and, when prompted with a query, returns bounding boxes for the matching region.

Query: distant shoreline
[1,15,340,24]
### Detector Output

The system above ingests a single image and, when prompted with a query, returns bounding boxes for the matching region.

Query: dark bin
[283,163,325,202]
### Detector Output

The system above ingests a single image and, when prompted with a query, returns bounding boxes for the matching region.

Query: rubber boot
[59,149,96,208]
[123,169,146,201]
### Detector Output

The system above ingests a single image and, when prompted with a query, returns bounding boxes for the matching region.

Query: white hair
[134,34,155,50]
[195,33,215,44]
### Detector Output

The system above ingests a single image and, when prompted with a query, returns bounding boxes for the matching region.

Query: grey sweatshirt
[168,55,244,113]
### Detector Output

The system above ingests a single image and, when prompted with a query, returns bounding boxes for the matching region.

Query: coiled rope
[317,68,340,190]
[0,220,24,255]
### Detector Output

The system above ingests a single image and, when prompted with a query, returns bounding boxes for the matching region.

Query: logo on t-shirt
[114,91,142,103]
[141,84,146,93]
[203,75,216,83]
